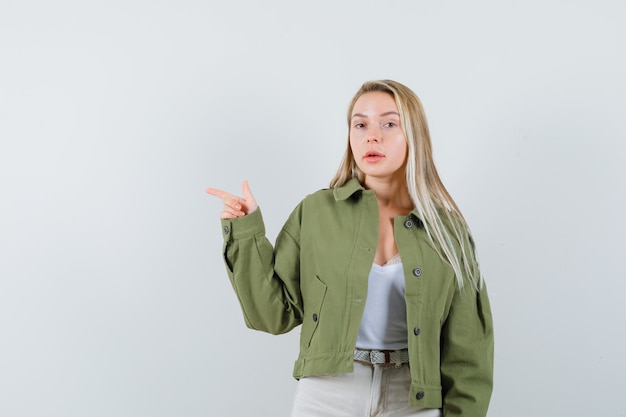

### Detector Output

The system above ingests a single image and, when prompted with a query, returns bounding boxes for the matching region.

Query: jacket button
[414,327,421,336]
[404,219,413,228]
[416,391,425,400]
[223,226,230,234]
[413,268,422,277]
[312,313,318,322]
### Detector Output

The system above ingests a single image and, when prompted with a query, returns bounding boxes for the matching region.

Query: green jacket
[220,178,494,416]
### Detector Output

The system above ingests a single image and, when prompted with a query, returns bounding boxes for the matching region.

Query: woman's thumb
[242,180,252,198]
[241,180,258,212]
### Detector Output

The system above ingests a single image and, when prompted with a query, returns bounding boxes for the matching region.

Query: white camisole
[356,254,408,350]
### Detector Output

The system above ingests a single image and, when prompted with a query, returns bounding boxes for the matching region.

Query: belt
[354,348,410,365]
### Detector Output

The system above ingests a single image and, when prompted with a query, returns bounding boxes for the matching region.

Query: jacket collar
[333,178,365,201]
[333,177,426,224]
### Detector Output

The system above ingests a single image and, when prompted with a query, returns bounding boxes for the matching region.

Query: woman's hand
[206,180,258,219]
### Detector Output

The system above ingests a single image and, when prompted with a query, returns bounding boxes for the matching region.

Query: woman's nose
[366,128,382,143]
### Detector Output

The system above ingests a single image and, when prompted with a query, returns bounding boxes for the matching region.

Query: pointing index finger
[206,187,244,204]
[205,187,228,198]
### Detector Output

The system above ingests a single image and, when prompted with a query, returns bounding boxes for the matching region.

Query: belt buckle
[355,348,407,366]
[370,350,392,364]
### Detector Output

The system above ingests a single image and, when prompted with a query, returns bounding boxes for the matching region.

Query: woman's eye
[354,123,365,128]
[384,122,397,128]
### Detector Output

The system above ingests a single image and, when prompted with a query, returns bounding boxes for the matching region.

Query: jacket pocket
[301,275,327,348]
[222,241,233,274]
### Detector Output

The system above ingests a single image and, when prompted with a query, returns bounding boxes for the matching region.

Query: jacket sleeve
[220,206,303,335]
[440,281,494,417]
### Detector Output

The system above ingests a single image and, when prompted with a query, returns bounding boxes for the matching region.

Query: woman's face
[349,91,408,183]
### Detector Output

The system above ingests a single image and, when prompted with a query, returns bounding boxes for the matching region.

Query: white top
[356,255,408,350]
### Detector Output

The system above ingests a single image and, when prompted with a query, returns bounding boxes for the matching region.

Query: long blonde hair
[330,80,482,291]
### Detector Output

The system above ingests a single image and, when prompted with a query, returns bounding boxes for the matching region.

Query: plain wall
[1,1,625,416]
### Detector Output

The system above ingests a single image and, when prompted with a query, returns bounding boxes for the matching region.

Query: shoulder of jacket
[301,188,334,204]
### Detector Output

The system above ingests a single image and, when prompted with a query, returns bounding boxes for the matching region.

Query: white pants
[290,361,442,417]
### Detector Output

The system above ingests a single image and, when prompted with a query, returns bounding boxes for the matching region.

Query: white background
[1,1,625,416]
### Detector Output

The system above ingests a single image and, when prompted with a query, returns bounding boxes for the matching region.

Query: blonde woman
[207,80,494,417]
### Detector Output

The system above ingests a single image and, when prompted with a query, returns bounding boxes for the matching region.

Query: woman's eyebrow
[351,111,400,119]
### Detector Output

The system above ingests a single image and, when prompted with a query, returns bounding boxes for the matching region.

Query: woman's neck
[364,176,413,211]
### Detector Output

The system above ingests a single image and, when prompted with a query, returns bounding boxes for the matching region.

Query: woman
[207,80,494,416]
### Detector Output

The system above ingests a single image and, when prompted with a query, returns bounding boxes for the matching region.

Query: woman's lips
[364,150,384,162]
